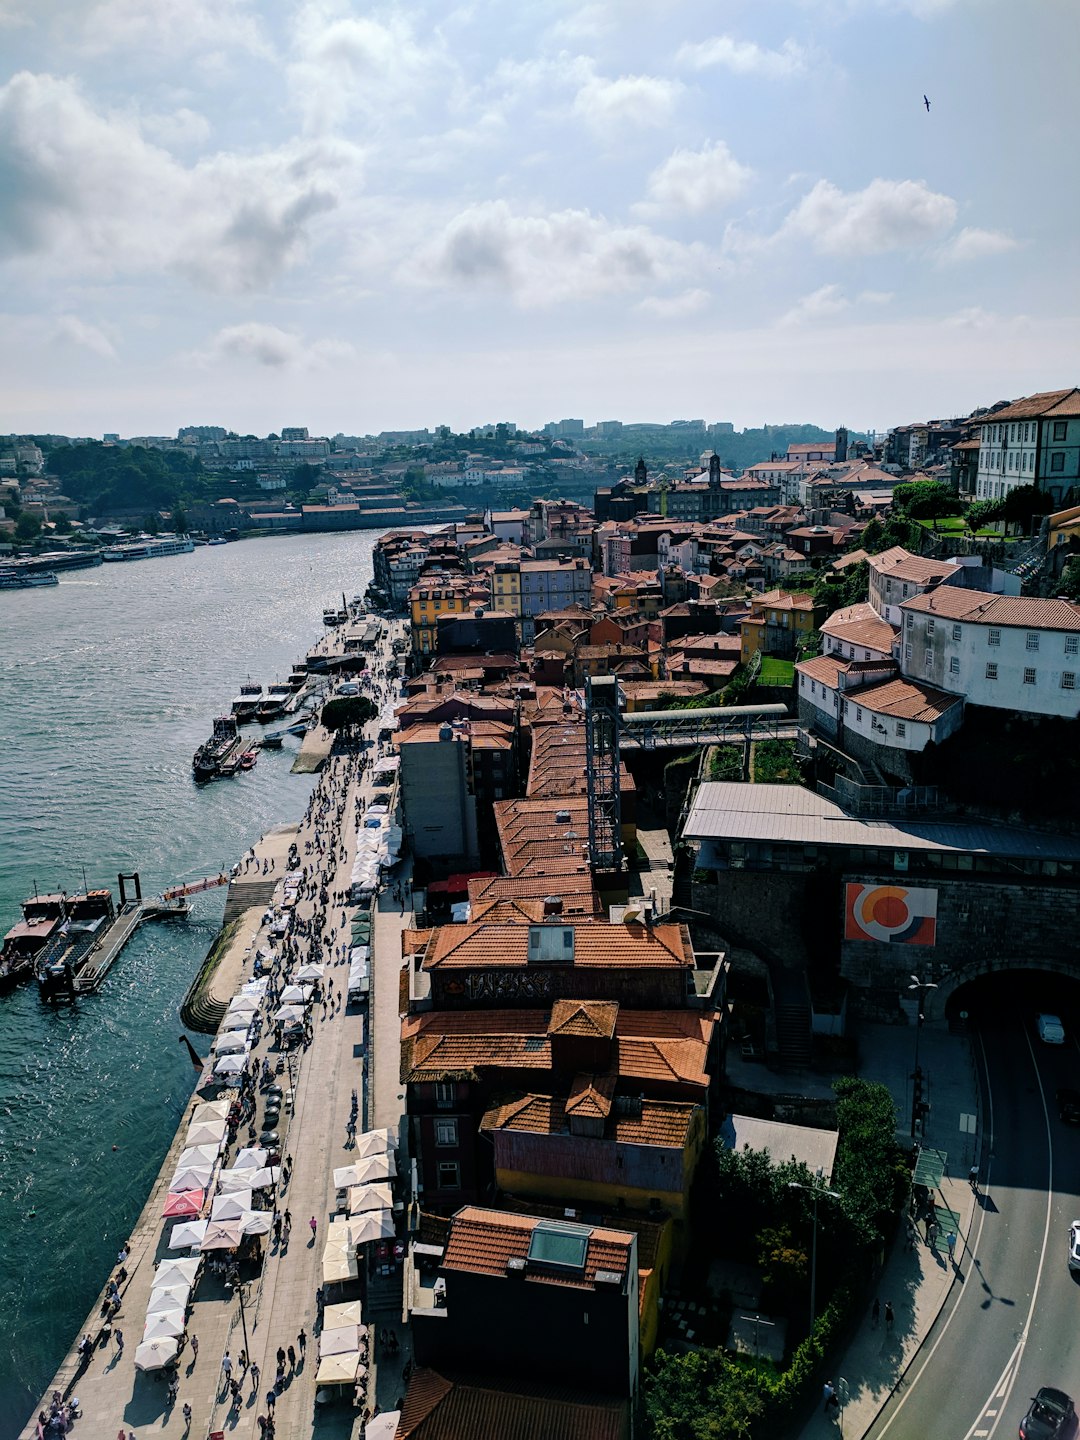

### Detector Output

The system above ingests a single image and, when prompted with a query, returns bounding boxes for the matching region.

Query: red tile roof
[867,546,958,585]
[466,873,599,908]
[900,587,1080,632]
[482,1094,698,1149]
[820,602,898,653]
[565,1071,616,1118]
[853,676,962,723]
[423,919,694,971]
[979,388,1080,424]
[396,1367,628,1440]
[442,1206,633,1285]
[549,999,619,1038]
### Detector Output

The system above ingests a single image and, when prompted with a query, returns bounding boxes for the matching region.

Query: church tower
[835,426,849,462]
[634,455,647,485]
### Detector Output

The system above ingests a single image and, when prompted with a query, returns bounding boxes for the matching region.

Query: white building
[898,588,1080,718]
[820,602,897,662]
[867,547,960,626]
[796,654,964,754]
[974,388,1080,504]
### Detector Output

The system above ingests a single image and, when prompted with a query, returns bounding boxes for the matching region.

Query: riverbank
[20,614,411,1440]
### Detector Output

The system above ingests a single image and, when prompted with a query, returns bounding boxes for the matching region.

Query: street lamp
[789,1174,840,1330]
[225,1277,250,1359]
[908,973,938,1140]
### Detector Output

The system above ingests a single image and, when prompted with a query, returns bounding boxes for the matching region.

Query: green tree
[143,513,161,535]
[1058,558,1080,601]
[758,1224,808,1309]
[171,505,188,534]
[813,559,868,614]
[52,514,72,534]
[892,480,954,518]
[1002,484,1054,534]
[15,513,41,542]
[965,497,1004,531]
[288,463,323,498]
[321,695,378,731]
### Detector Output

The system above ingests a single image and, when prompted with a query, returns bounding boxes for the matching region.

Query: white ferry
[102,537,196,562]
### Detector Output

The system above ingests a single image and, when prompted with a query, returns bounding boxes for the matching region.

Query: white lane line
[961,1024,1055,1440]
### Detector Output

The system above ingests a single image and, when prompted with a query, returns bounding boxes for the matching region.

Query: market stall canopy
[213,1031,249,1055]
[354,1127,396,1158]
[323,1300,364,1329]
[348,1183,393,1216]
[213,1054,247,1076]
[192,1099,230,1122]
[177,1144,220,1170]
[200,1220,245,1250]
[221,1013,253,1032]
[319,1324,361,1357]
[154,1257,201,1288]
[227,993,260,1013]
[279,985,312,1004]
[186,1118,229,1144]
[147,1283,191,1315]
[241,977,269,994]
[321,1240,358,1285]
[273,1004,305,1023]
[142,1309,186,1341]
[133,1337,178,1372]
[232,1147,267,1169]
[333,1153,395,1188]
[169,1220,209,1250]
[219,1165,277,1193]
[293,963,324,981]
[349,1208,395,1246]
[162,1190,204,1219]
[314,1352,362,1385]
[170,1167,214,1194]
[241,1211,273,1236]
[211,1191,253,1220]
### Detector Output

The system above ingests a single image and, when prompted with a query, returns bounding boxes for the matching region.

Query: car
[1020,1387,1075,1440]
[1038,1014,1066,1045]
[1069,1223,1080,1272]
[1058,1089,1080,1124]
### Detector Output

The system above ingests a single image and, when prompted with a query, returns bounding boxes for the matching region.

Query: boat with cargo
[0,567,59,589]
[230,679,264,723]
[0,892,68,992]
[192,714,245,782]
[103,537,196,562]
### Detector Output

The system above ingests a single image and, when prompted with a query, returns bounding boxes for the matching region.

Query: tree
[813,560,868,615]
[321,695,378,731]
[1002,484,1054,534]
[52,514,72,534]
[965,497,1004,531]
[15,513,41,542]
[892,480,954,519]
[143,513,161,535]
[1058,558,1080,601]
[171,506,188,534]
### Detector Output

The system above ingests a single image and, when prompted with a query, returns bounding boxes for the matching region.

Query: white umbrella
[363,1415,399,1440]
[333,1154,394,1188]
[191,1099,229,1122]
[241,1211,273,1235]
[349,1208,395,1246]
[211,1191,253,1220]
[274,1004,305,1023]
[186,1118,228,1144]
[315,1351,361,1385]
[142,1309,186,1341]
[171,1166,214,1193]
[214,1031,249,1054]
[279,985,312,1004]
[146,1283,190,1315]
[232,1147,267,1170]
[323,1300,364,1329]
[200,1220,245,1251]
[218,1165,276,1192]
[293,963,324,981]
[354,1128,396,1159]
[177,1144,220,1170]
[155,1257,201,1288]
[221,1012,253,1031]
[214,1054,247,1076]
[169,1220,209,1250]
[133,1337,178,1372]
[319,1324,359,1357]
[321,1241,358,1285]
[348,1183,393,1216]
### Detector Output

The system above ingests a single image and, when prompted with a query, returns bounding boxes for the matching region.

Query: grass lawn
[759,657,794,687]
[914,516,1007,539]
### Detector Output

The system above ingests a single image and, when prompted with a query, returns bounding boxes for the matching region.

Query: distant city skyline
[0,1,1075,436]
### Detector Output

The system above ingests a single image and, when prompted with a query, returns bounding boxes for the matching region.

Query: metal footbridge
[618,703,793,750]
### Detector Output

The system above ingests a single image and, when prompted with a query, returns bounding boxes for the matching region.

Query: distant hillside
[590,423,864,472]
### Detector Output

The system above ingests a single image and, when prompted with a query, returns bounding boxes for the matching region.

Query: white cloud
[675,35,809,78]
[858,289,894,305]
[408,199,703,307]
[0,72,356,293]
[140,107,212,148]
[940,226,1018,263]
[780,177,957,255]
[79,0,267,59]
[637,288,711,319]
[199,322,355,369]
[642,141,752,215]
[778,283,849,327]
[52,314,117,359]
[573,72,683,133]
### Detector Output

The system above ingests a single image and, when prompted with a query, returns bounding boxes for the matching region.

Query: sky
[0,0,1076,438]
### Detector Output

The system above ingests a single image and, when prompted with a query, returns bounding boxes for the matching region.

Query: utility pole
[909,974,938,1140]
[789,1173,841,1329]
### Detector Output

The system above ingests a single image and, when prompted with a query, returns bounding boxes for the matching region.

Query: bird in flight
[923,94,931,111]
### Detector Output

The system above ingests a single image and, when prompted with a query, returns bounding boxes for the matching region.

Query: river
[0,532,385,1434]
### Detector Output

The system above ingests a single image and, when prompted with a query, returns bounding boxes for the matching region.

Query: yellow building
[1048,503,1080,550]
[409,578,477,659]
[740,588,822,662]
[490,560,522,618]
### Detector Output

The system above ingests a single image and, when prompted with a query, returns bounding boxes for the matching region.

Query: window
[1062,672,1076,690]
[435,1119,458,1147]
[950,657,960,675]
[985,662,998,680]
[1051,453,1065,473]
[952,624,962,641]
[437,1161,461,1189]
[988,628,1001,646]
[906,614,914,631]
[856,707,863,722]
[925,649,934,670]
[1026,632,1040,651]
[902,583,910,598]
[904,644,912,660]
[926,618,935,637]
[1024,667,1037,685]
[1053,421,1068,441]
[435,1081,456,1110]
[1066,636,1079,655]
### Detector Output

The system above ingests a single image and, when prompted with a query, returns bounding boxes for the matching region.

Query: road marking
[960,1112,976,1133]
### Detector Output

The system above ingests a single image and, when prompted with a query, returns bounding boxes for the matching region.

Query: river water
[0,532,384,1434]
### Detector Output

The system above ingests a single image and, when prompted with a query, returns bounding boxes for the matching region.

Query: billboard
[844,883,937,946]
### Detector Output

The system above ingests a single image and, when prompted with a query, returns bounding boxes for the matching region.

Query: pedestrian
[284,1209,292,1227]
[266,1387,276,1414]
[871,1297,880,1328]
[251,1360,260,1392]
[823,1380,839,1415]
[190,1334,198,1365]
[276,1347,286,1370]
[298,1327,306,1355]
[238,1349,248,1373]
[969,1164,979,1193]
[309,1215,318,1239]
[287,1344,296,1369]
[182,1401,192,1426]
[884,1301,894,1333]
[947,1231,957,1263]
[114,1328,124,1354]
[222,1350,233,1385]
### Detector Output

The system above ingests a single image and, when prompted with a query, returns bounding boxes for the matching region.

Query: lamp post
[909,973,938,1140]
[226,1277,250,1358]
[789,1175,840,1331]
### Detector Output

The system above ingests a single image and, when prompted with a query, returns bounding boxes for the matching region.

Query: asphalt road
[867,1011,1080,1440]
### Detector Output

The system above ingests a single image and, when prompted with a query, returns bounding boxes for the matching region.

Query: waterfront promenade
[22,620,410,1440]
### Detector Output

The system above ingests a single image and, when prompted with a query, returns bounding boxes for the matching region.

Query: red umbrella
[163,1189,204,1218]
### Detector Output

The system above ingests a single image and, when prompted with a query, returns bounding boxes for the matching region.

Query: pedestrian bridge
[618,703,794,750]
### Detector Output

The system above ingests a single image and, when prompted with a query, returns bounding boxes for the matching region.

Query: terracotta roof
[482,1094,698,1149]
[566,1071,616,1118]
[549,999,619,1038]
[466,873,599,907]
[831,549,870,570]
[820,602,898,653]
[423,919,694,971]
[442,1206,633,1285]
[852,676,962,723]
[900,587,1080,631]
[796,655,849,689]
[396,1368,628,1440]
[979,388,1080,424]
[867,546,958,585]
[753,588,818,612]
[952,437,981,451]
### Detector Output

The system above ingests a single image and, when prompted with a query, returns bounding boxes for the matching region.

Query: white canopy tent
[192,1099,230,1122]
[348,1183,393,1216]
[293,963,324,982]
[273,1004,305,1024]
[185,1118,228,1144]
[133,1337,178,1371]
[279,984,312,1004]
[213,1054,247,1077]
[168,1220,209,1250]
[213,1031,249,1055]
[218,1165,278,1193]
[211,1190,253,1220]
[232,1147,267,1169]
[241,1211,273,1235]
[146,1283,191,1315]
[154,1257,201,1288]
[170,1165,214,1194]
[177,1143,220,1170]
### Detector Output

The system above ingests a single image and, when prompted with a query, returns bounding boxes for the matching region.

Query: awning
[348,1183,393,1216]
[169,1220,209,1250]
[133,1337,178,1371]
[200,1220,245,1250]
[314,1352,363,1385]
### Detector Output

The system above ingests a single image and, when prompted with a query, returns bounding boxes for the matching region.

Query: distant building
[974,388,1080,505]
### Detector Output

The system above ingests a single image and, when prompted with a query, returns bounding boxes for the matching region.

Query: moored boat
[255,682,292,722]
[230,679,264,723]
[192,715,245,782]
[0,567,60,589]
[0,892,68,992]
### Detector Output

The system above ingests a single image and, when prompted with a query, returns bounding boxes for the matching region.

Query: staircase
[366,1261,404,1324]
[772,970,813,1068]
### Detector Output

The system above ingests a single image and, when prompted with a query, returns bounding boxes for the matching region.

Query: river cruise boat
[103,537,195,561]
[230,680,264,722]
[0,567,59,588]
[0,892,69,992]
[255,682,293,722]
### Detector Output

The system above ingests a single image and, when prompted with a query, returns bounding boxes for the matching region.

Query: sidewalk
[797,1020,981,1440]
